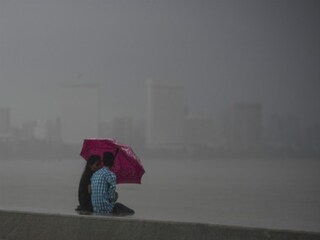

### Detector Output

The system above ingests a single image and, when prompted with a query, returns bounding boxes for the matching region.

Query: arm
[108,174,117,203]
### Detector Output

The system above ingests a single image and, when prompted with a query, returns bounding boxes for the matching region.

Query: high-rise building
[59,83,99,145]
[145,79,185,148]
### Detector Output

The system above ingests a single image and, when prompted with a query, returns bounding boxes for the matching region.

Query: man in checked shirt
[91,151,135,215]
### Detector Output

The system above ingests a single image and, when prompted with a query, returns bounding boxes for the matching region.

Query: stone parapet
[0,210,319,240]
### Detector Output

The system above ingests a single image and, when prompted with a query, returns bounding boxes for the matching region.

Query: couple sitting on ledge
[75,152,134,216]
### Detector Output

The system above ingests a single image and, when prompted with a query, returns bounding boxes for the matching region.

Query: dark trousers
[112,203,135,216]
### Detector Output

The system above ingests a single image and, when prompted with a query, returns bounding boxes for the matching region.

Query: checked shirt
[91,167,116,214]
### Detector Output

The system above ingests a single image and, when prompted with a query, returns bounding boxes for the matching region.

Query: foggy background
[0,0,320,232]
[0,0,319,128]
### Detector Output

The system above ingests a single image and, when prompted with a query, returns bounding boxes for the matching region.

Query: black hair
[103,152,115,167]
[81,155,101,178]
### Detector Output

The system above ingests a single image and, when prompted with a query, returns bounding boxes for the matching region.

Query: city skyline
[0,0,319,128]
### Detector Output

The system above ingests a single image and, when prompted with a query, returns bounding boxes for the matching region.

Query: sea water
[0,157,319,232]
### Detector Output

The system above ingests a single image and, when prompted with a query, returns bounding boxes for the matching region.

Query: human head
[87,155,101,172]
[103,152,115,168]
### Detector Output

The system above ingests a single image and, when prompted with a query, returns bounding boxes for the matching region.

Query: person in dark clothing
[75,155,101,214]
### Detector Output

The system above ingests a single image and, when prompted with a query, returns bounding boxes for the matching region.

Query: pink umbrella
[80,138,145,184]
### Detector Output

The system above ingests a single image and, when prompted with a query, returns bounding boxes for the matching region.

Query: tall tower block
[145,79,185,148]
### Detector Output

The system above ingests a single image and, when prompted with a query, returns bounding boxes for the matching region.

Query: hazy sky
[0,0,319,127]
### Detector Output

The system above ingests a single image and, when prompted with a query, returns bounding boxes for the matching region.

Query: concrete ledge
[0,210,319,240]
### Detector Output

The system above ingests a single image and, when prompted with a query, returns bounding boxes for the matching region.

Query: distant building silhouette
[145,79,185,149]
[0,108,11,138]
[111,116,133,145]
[303,123,320,153]
[184,114,216,148]
[45,118,62,143]
[59,83,100,145]
[33,119,46,140]
[226,102,262,151]
[265,114,301,150]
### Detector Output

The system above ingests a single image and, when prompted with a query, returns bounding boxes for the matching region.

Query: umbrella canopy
[80,138,145,184]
